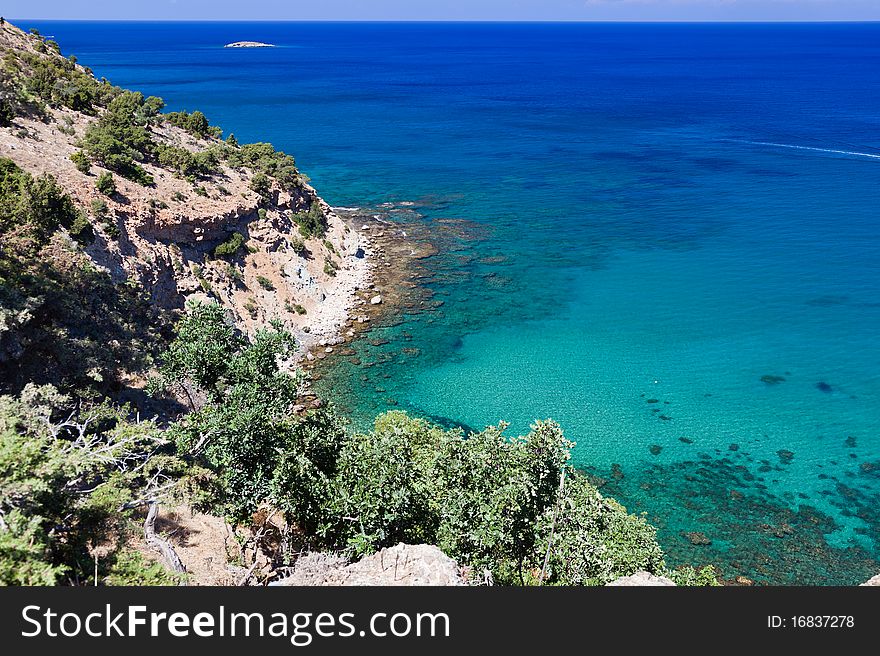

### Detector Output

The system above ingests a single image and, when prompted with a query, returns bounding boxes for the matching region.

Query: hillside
[0,20,371,398]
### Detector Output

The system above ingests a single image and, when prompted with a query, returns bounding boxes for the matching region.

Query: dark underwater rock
[777,449,795,465]
[683,531,712,546]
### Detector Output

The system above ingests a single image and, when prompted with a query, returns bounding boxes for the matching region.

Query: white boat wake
[738,140,880,160]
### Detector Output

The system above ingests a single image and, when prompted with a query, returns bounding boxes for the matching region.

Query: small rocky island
[224,41,275,48]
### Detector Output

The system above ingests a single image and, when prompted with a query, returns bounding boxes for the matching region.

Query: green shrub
[225,263,243,284]
[667,565,721,586]
[225,142,299,189]
[214,232,245,258]
[141,95,165,119]
[290,238,306,256]
[249,172,271,198]
[537,474,665,585]
[165,110,221,139]
[155,143,219,178]
[95,171,116,196]
[67,210,94,245]
[0,158,80,251]
[256,275,274,291]
[90,198,108,219]
[0,97,15,127]
[284,301,306,314]
[0,386,177,585]
[294,202,327,239]
[70,150,90,173]
[80,91,155,184]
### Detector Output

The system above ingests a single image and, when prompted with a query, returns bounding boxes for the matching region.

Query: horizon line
[9,18,880,25]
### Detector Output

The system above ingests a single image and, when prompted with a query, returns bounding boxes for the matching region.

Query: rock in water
[224,41,275,48]
[607,572,676,586]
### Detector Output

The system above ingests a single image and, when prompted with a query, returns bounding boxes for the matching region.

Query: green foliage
[95,171,116,196]
[324,412,665,585]
[434,420,571,583]
[667,565,721,586]
[537,475,665,585]
[0,96,14,127]
[249,172,271,199]
[0,385,170,585]
[69,150,91,173]
[269,410,347,536]
[328,413,446,556]
[90,200,118,239]
[225,263,243,284]
[103,548,185,586]
[90,198,108,219]
[152,301,245,402]
[290,237,306,256]
[214,232,245,258]
[226,142,299,189]
[67,209,94,245]
[141,95,165,119]
[155,143,219,178]
[80,91,155,185]
[256,275,274,291]
[13,50,102,114]
[0,158,80,252]
[225,133,238,147]
[294,202,328,239]
[165,110,221,139]
[159,303,335,523]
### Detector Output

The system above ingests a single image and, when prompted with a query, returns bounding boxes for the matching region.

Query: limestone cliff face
[0,20,371,358]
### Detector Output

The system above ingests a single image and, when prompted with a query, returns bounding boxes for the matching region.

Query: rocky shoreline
[296,204,438,404]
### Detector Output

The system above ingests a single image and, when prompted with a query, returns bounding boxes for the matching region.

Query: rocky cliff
[0,20,372,371]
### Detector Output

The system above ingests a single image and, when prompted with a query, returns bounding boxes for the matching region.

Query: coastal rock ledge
[606,572,676,586]
[861,574,880,586]
[272,543,467,586]
[225,41,275,48]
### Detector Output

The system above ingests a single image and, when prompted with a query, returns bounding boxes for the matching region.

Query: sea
[23,20,880,584]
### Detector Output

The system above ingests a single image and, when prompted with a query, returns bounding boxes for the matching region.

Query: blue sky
[5,0,880,22]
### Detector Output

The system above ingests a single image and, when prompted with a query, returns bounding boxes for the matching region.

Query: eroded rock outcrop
[606,571,676,586]
[273,543,467,586]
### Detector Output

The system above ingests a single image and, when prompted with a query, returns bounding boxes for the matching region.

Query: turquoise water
[28,21,880,583]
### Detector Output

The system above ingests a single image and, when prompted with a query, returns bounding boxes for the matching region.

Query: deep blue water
[24,21,880,583]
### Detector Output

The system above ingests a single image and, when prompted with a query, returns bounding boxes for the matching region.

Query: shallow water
[31,21,880,583]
